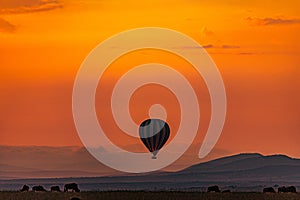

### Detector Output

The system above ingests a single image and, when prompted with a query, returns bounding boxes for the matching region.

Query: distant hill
[0,145,215,179]
[1,153,300,191]
[0,146,119,179]
[161,153,300,183]
[174,153,300,174]
[89,153,300,183]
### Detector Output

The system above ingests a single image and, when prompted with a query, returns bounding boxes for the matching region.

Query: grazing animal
[287,186,297,193]
[278,186,287,193]
[64,183,80,192]
[278,186,297,193]
[222,189,231,193]
[263,187,275,193]
[51,186,61,192]
[20,185,29,192]
[207,185,221,193]
[32,185,46,192]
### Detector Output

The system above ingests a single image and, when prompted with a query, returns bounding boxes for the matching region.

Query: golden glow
[0,0,299,159]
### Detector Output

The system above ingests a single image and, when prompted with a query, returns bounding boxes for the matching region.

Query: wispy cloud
[0,0,63,14]
[246,17,300,26]
[203,44,214,49]
[221,45,240,49]
[195,44,240,49]
[0,17,16,33]
[175,44,240,49]
[236,52,256,55]
[0,0,63,33]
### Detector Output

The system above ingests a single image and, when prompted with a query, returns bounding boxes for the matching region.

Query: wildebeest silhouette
[207,185,220,193]
[32,185,46,192]
[20,185,29,192]
[64,183,80,192]
[278,186,287,193]
[222,189,231,193]
[287,186,297,193]
[278,186,297,193]
[263,187,275,193]
[51,186,61,192]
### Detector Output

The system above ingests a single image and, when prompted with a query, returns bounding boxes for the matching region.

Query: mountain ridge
[177,153,300,174]
[1,153,300,191]
[1,153,300,181]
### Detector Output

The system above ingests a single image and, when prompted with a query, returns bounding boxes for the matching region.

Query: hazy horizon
[1,145,299,181]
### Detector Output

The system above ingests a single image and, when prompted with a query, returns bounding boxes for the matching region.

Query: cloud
[0,17,16,33]
[175,44,240,50]
[221,45,240,49]
[203,44,240,49]
[0,0,63,14]
[246,17,300,26]
[172,44,214,49]
[203,44,214,49]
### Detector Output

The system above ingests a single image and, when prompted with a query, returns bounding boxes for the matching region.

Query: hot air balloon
[139,118,170,159]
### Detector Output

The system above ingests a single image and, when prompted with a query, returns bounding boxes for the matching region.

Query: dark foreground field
[1,191,300,200]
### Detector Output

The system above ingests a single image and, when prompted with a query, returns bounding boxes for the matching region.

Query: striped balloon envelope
[139,119,170,159]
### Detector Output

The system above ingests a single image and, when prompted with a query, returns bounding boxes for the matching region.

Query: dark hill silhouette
[87,153,300,189]
[179,153,300,173]
[1,153,300,191]
[158,153,300,183]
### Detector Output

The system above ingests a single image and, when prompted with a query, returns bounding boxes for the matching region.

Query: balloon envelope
[139,119,170,159]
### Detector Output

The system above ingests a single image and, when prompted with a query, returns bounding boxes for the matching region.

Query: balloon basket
[152,156,157,159]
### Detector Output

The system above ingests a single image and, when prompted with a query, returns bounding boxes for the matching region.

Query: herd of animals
[207,185,298,193]
[19,183,297,194]
[20,183,80,192]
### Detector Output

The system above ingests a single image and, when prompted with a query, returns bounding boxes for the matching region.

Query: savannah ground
[1,191,300,200]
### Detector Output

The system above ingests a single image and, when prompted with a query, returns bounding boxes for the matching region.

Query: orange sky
[0,0,300,161]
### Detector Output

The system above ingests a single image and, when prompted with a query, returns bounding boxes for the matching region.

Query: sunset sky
[1,0,300,167]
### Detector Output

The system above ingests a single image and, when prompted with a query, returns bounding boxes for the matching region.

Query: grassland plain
[0,191,300,200]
